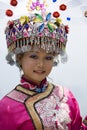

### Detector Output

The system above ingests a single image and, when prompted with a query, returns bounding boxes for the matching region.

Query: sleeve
[65,88,87,130]
[0,101,17,130]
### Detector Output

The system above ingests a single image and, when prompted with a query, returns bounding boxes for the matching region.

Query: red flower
[59,4,67,11]
[53,11,60,18]
[10,0,18,6]
[5,9,13,17]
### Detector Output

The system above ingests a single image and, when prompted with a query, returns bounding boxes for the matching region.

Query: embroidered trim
[25,83,54,130]
[7,89,28,103]
[20,77,48,93]
[21,81,37,90]
[16,85,36,95]
[7,83,55,129]
[58,85,64,101]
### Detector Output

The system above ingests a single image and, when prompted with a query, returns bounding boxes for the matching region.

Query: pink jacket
[0,82,87,130]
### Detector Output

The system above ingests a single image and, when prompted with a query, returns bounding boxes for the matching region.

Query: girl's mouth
[33,70,45,74]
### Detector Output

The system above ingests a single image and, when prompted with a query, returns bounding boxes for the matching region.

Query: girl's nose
[37,60,44,67]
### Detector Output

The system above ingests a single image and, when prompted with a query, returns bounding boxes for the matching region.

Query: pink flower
[30,1,45,11]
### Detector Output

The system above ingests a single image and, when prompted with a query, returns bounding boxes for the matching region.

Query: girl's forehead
[25,49,54,55]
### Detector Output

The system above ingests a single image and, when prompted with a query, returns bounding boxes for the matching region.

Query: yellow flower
[56,18,62,24]
[20,16,30,25]
[36,6,41,11]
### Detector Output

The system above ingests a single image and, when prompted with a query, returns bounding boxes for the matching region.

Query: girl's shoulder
[51,82,77,103]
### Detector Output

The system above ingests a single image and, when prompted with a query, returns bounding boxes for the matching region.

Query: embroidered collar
[20,76,48,93]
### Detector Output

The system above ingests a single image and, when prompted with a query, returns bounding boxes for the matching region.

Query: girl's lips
[33,70,45,74]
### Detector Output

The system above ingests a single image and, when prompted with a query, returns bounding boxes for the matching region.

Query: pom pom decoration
[59,4,67,11]
[66,17,71,21]
[5,9,13,17]
[53,11,60,18]
[10,0,18,6]
[52,0,57,2]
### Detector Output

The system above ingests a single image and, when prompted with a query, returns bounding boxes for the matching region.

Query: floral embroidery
[35,86,71,130]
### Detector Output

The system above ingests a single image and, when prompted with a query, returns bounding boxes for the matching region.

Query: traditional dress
[0,76,87,130]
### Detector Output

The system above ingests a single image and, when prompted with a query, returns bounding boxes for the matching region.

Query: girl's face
[20,49,54,85]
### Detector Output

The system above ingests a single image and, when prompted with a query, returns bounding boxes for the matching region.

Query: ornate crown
[5,0,69,65]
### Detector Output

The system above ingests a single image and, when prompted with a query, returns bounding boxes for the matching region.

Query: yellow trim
[16,85,36,95]
[25,83,54,130]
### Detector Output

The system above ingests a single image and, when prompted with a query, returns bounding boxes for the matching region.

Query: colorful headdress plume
[5,0,69,65]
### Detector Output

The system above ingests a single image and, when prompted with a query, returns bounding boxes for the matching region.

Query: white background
[0,0,87,118]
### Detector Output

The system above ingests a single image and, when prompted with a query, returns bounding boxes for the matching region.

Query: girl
[0,0,87,129]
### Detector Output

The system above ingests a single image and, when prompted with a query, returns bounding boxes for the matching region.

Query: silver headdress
[5,0,69,65]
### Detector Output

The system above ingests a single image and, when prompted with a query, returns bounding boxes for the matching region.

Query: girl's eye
[29,54,38,59]
[45,56,54,60]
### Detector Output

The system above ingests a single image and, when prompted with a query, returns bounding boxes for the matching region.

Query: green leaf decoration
[34,13,43,22]
[47,22,57,32]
